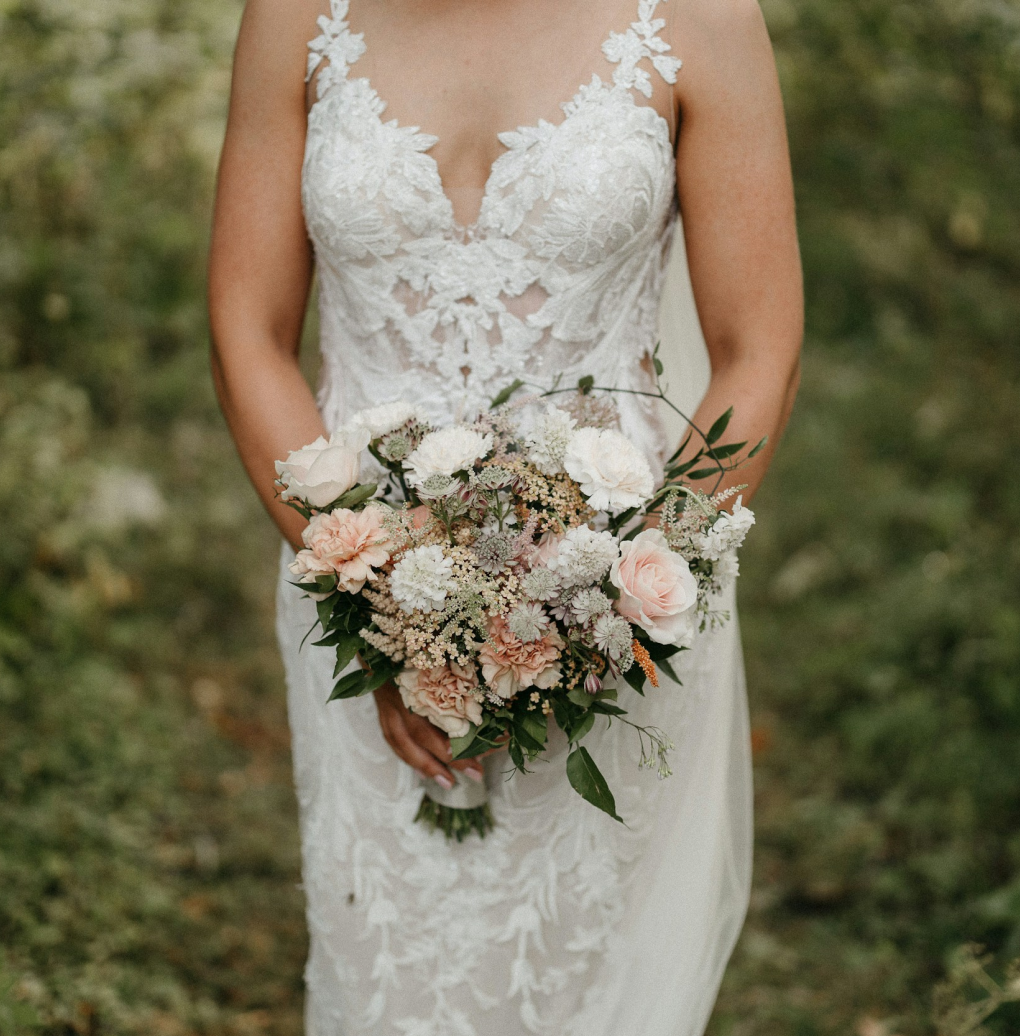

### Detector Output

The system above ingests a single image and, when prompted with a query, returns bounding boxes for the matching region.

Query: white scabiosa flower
[546,524,620,588]
[562,427,655,513]
[592,613,634,663]
[694,497,756,561]
[521,568,559,602]
[507,603,550,643]
[390,544,456,613]
[405,426,493,487]
[525,405,577,475]
[570,588,612,625]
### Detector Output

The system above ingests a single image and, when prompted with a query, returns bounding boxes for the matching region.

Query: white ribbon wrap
[422,770,490,810]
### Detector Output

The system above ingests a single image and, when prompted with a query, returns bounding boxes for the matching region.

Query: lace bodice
[303,0,681,459]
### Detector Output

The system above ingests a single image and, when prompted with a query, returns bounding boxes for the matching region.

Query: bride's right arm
[208,0,326,551]
[208,2,478,787]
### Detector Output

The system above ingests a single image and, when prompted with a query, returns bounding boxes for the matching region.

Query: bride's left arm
[670,0,803,502]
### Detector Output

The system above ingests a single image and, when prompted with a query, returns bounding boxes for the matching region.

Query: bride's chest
[301,76,678,264]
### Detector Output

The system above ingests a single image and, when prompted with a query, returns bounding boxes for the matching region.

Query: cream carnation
[397,663,483,738]
[390,544,456,613]
[289,505,394,593]
[275,425,371,509]
[478,615,563,700]
[405,426,493,486]
[610,528,699,647]
[562,427,654,513]
[347,400,424,439]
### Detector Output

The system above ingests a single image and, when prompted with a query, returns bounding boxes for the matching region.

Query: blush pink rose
[289,505,394,593]
[609,528,699,646]
[478,615,564,700]
[397,663,483,738]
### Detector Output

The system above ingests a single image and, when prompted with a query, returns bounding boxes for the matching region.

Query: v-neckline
[307,0,678,237]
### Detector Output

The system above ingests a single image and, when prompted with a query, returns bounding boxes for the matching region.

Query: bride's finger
[390,720,456,789]
[405,712,484,782]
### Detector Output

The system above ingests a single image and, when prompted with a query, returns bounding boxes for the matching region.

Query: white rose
[347,400,424,439]
[274,425,371,509]
[405,426,493,486]
[562,427,654,513]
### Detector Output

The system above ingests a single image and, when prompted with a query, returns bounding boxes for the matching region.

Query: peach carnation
[397,663,483,738]
[289,505,394,593]
[478,615,564,701]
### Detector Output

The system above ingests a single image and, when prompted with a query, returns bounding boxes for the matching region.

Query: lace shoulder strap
[305,0,366,98]
[603,0,682,98]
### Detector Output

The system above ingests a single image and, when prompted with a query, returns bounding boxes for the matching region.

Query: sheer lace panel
[302,0,681,454]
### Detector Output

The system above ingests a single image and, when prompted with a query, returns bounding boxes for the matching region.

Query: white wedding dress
[275,2,753,1033]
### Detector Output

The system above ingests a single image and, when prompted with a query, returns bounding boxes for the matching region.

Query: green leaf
[315,596,336,628]
[657,658,682,685]
[513,721,545,756]
[747,435,769,459]
[567,710,595,743]
[577,375,595,395]
[328,669,368,700]
[567,686,595,707]
[567,747,622,822]
[334,482,378,510]
[519,711,548,749]
[706,407,734,445]
[591,701,627,717]
[331,635,362,678]
[449,725,496,760]
[666,432,693,466]
[508,739,525,771]
[687,466,724,480]
[653,355,664,376]
[623,664,646,695]
[643,640,681,661]
[706,441,747,460]
[490,378,525,408]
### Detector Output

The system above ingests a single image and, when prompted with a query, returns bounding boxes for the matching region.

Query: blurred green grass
[1,0,1018,1033]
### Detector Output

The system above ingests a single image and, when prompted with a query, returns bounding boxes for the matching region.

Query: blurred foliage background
[1,0,1018,1033]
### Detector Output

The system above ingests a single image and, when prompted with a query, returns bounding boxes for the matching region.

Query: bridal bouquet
[276,361,761,839]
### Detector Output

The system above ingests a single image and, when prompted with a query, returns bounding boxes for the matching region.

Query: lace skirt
[276,542,752,1036]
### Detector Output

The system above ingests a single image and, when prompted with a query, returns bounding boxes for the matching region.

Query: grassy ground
[1,0,1019,1033]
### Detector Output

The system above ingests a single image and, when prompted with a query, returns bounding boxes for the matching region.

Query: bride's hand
[372,682,484,790]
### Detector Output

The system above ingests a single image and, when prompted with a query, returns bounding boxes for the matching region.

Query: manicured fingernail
[465,767,484,783]
[435,774,454,790]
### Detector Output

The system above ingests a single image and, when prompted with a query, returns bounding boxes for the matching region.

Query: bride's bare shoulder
[233,0,324,86]
[671,0,776,101]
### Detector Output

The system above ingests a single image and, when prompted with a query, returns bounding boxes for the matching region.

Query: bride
[208,0,802,1032]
